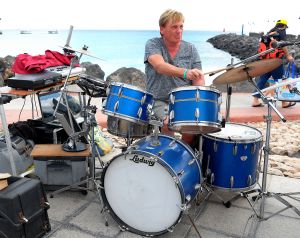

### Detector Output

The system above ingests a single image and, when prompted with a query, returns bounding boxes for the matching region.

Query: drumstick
[252,77,300,96]
[204,66,235,76]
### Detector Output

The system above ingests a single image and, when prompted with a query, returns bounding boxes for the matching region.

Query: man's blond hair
[159,9,185,27]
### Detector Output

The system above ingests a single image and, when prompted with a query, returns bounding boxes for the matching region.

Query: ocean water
[0,30,238,85]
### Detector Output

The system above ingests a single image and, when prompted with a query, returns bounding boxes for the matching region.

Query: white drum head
[103,153,182,233]
[208,123,262,142]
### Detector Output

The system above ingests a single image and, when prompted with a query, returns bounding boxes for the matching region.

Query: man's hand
[187,69,205,86]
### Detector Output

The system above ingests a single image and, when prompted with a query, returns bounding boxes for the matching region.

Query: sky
[0,0,299,34]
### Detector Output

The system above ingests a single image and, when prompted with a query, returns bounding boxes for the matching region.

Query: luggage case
[0,176,51,238]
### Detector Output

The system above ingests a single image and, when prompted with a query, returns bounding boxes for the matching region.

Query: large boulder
[80,62,105,79]
[106,67,146,89]
[0,55,15,86]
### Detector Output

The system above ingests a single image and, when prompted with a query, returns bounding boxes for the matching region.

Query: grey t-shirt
[144,37,202,101]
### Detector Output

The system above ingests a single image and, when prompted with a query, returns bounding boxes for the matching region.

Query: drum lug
[141,95,146,104]
[230,176,234,189]
[206,155,211,177]
[210,173,215,184]
[195,90,200,102]
[117,84,123,97]
[213,142,218,152]
[170,94,175,104]
[167,227,174,233]
[247,175,252,186]
[106,87,110,96]
[195,184,201,190]
[169,140,176,147]
[195,108,200,120]
[185,194,191,202]
[188,158,196,165]
[218,95,222,105]
[251,143,256,154]
[113,101,119,112]
[240,156,247,161]
[233,144,238,156]
[137,107,143,119]
[169,110,174,120]
[177,169,185,177]
[158,150,164,156]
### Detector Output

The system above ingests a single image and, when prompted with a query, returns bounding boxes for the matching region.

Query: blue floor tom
[202,123,262,191]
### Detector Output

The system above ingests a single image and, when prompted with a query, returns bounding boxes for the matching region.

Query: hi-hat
[213,58,283,85]
[59,46,105,61]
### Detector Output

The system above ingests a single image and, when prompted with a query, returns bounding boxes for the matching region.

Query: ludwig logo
[130,154,155,167]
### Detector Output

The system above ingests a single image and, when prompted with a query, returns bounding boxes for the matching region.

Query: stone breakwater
[207,33,300,93]
[102,120,300,180]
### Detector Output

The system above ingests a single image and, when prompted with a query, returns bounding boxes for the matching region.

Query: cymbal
[252,77,300,96]
[213,58,283,85]
[59,46,105,61]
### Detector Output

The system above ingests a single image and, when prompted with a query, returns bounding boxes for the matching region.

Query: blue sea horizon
[0,30,238,85]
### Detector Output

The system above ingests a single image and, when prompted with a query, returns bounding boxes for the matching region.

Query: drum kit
[64,42,300,237]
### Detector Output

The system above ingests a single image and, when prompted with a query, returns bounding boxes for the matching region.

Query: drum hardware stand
[53,45,89,152]
[221,72,300,220]
[194,133,228,206]
[50,95,105,207]
[225,58,234,122]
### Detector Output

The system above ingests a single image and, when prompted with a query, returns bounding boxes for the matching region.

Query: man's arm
[282,46,294,62]
[148,54,205,85]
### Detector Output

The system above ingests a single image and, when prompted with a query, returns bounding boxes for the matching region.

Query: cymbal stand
[224,69,300,220]
[53,45,88,136]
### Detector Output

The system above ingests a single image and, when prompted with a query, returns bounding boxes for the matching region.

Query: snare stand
[223,71,300,220]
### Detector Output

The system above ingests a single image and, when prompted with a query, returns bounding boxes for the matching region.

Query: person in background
[252,19,295,108]
[144,9,204,144]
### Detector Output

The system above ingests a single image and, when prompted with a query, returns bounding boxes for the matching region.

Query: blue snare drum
[103,82,153,124]
[168,86,222,134]
[202,123,262,190]
[100,134,202,236]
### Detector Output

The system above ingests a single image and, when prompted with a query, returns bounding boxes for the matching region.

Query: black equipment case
[0,177,51,238]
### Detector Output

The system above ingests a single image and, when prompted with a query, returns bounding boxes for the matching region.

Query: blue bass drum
[202,123,262,191]
[168,86,222,134]
[100,134,202,236]
[103,82,153,124]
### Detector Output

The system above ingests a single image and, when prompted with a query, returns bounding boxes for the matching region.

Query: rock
[80,62,105,79]
[268,168,284,176]
[292,172,300,178]
[0,55,16,85]
[106,67,146,89]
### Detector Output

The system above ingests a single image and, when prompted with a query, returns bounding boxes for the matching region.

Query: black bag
[8,121,38,142]
[0,177,51,238]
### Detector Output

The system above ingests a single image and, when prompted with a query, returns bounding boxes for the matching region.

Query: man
[144,9,205,141]
[252,19,295,108]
